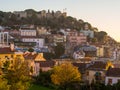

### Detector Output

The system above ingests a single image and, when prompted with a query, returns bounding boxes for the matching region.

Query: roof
[21,36,38,38]
[88,61,107,70]
[0,47,14,54]
[20,28,36,30]
[39,61,55,67]
[72,63,87,72]
[74,45,97,52]
[23,53,38,60]
[80,57,92,61]
[106,68,120,77]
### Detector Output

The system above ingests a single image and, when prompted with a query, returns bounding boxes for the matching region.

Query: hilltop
[0,9,117,44]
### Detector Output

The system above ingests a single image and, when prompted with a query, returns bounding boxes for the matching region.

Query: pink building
[9,30,20,36]
[67,31,87,46]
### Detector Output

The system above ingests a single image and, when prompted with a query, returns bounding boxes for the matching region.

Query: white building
[20,26,36,36]
[22,37,44,48]
[105,68,120,85]
[0,31,9,47]
[73,50,85,60]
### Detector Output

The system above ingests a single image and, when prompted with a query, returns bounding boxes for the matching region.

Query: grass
[29,84,52,90]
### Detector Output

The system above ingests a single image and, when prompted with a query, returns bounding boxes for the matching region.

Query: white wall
[86,70,105,84]
[105,76,120,85]
[20,30,36,36]
[22,38,44,48]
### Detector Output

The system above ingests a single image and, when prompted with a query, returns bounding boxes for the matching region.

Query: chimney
[10,42,14,51]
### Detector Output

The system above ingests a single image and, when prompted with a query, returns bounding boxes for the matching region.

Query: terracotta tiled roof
[23,53,38,60]
[39,61,55,67]
[106,68,120,77]
[0,47,14,54]
[88,61,107,70]
[80,57,92,61]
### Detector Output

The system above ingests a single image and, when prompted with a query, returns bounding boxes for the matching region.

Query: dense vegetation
[0,9,117,43]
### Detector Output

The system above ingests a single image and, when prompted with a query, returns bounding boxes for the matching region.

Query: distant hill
[0,9,117,43]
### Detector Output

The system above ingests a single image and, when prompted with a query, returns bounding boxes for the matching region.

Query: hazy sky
[0,0,120,41]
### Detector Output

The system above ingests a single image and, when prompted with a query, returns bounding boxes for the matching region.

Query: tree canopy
[51,63,81,89]
[54,43,65,58]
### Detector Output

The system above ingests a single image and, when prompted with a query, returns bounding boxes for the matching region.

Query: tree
[3,61,10,72]
[54,43,65,58]
[43,52,55,60]
[28,48,34,52]
[0,76,9,90]
[35,71,52,87]
[0,64,9,90]
[5,59,31,90]
[95,31,107,42]
[91,37,98,43]
[51,63,81,90]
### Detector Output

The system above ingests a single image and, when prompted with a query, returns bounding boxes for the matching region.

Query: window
[118,79,120,83]
[108,78,112,85]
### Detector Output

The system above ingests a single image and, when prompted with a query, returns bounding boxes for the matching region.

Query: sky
[0,0,120,42]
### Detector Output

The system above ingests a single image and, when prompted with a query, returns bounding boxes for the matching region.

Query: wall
[105,76,120,85]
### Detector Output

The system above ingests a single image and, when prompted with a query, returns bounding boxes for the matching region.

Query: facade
[0,31,9,46]
[23,52,46,76]
[112,49,120,60]
[74,45,97,57]
[95,45,104,57]
[21,36,45,48]
[67,31,87,45]
[9,30,20,36]
[20,27,36,36]
[0,46,24,68]
[86,61,113,84]
[105,68,120,85]
[96,46,104,57]
[39,61,55,71]
[66,31,87,55]
[80,30,94,38]
[37,27,48,35]
[73,50,85,60]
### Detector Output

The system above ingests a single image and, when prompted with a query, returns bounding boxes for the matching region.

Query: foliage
[95,31,107,42]
[0,9,88,31]
[3,61,10,72]
[51,63,81,90]
[35,71,52,87]
[4,59,31,90]
[29,84,52,90]
[0,76,9,90]
[91,37,98,43]
[43,52,55,60]
[28,48,34,52]
[54,43,65,58]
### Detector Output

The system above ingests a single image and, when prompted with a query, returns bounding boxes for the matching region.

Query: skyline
[0,0,120,42]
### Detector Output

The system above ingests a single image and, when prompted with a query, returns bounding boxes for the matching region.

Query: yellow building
[0,47,24,69]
